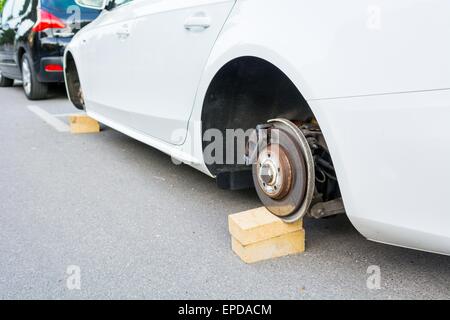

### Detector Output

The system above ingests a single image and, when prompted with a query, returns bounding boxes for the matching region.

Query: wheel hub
[256,145,293,200]
[260,162,276,185]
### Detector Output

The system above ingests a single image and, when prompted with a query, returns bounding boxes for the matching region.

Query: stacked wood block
[229,207,305,263]
[69,115,100,134]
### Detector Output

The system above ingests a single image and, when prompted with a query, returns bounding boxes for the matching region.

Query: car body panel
[73,0,236,144]
[308,90,450,255]
[66,0,450,255]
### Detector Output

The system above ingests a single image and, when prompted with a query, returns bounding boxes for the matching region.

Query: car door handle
[117,31,130,39]
[116,25,130,39]
[184,15,210,31]
[116,30,130,39]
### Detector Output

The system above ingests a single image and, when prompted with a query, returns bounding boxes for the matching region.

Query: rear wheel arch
[200,56,316,175]
[17,47,26,70]
[200,55,344,218]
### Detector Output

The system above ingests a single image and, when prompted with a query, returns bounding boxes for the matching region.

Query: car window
[43,0,82,12]
[1,0,15,25]
[12,0,31,18]
[41,0,99,14]
[113,0,133,8]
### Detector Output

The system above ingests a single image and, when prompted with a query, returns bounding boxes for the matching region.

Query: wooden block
[229,207,302,246]
[231,230,305,264]
[69,115,100,134]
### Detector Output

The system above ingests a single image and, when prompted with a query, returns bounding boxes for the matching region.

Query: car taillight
[32,9,66,32]
[44,64,64,72]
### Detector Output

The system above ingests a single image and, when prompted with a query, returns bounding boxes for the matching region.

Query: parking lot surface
[0,85,449,299]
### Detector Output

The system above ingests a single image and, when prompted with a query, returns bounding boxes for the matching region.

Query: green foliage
[0,0,6,14]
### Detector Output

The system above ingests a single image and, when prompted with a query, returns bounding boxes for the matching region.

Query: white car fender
[192,0,450,255]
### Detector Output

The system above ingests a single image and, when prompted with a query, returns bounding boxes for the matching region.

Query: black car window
[12,0,31,18]
[1,0,15,25]
[42,0,99,14]
[42,0,78,11]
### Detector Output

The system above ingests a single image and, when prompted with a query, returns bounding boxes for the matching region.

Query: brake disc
[252,119,315,223]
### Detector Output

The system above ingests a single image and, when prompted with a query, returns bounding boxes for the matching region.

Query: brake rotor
[256,145,293,200]
[252,119,315,223]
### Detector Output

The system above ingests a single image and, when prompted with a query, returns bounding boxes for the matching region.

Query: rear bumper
[37,57,64,83]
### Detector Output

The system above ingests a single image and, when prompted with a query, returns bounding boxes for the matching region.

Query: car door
[78,0,136,123]
[123,0,236,144]
[0,0,18,78]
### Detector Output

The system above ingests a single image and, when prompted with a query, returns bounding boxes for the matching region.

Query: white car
[65,0,450,256]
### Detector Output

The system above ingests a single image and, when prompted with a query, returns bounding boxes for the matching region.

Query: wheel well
[17,47,26,69]
[201,56,314,176]
[65,51,84,110]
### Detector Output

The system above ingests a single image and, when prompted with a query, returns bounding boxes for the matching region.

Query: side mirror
[75,0,108,10]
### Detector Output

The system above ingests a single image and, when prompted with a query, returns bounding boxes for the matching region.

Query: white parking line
[53,112,85,118]
[27,105,70,132]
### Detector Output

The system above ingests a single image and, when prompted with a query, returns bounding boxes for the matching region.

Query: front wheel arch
[65,51,85,110]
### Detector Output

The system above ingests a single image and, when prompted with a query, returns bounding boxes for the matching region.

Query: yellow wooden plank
[69,115,100,134]
[231,230,305,264]
[229,207,302,245]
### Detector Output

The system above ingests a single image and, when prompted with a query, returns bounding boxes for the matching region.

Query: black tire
[0,72,14,87]
[65,58,85,110]
[21,53,48,100]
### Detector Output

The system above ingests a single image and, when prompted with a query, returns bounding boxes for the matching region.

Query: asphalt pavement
[0,84,449,299]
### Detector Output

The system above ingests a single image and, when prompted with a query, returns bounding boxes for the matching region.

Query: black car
[0,0,100,100]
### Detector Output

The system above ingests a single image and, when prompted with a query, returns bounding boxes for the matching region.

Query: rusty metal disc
[256,145,293,200]
[252,123,308,219]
